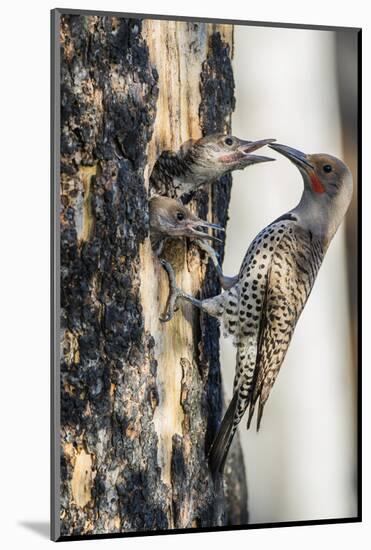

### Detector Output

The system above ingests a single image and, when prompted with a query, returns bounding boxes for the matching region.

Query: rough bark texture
[59,14,248,537]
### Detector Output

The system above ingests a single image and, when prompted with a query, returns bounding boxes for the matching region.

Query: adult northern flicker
[160,143,353,476]
[149,134,275,198]
[149,195,238,290]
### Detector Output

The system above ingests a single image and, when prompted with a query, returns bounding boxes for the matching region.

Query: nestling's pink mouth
[220,138,276,165]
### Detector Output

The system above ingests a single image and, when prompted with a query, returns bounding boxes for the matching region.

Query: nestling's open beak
[186,219,224,243]
[196,220,225,232]
[239,138,276,154]
[224,139,276,168]
[268,143,314,171]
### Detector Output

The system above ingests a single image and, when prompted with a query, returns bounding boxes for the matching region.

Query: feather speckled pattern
[214,218,324,469]
[249,224,324,427]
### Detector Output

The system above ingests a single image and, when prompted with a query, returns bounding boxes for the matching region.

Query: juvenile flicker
[149,195,238,290]
[160,143,353,476]
[149,134,275,198]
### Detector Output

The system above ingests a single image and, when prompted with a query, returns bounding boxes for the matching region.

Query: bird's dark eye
[225,137,233,146]
[176,212,185,221]
[323,164,332,173]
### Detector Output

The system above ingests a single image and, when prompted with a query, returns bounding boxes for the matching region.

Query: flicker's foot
[159,259,183,322]
[159,259,203,322]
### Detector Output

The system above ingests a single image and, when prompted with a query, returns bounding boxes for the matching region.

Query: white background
[0,0,368,548]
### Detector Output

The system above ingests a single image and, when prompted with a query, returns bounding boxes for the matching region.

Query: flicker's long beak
[268,143,314,170]
[235,138,277,165]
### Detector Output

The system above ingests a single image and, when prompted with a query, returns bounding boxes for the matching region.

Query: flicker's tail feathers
[208,391,239,478]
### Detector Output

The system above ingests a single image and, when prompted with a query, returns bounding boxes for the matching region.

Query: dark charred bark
[59,13,247,537]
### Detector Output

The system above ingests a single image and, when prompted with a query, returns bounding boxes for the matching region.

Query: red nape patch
[310,172,325,194]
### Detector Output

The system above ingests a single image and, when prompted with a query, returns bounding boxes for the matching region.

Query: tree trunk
[58,12,248,537]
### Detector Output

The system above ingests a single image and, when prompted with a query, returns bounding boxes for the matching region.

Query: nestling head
[187,134,276,179]
[149,195,223,242]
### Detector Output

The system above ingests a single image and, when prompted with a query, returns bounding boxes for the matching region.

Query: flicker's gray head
[186,134,275,181]
[149,195,223,243]
[269,143,353,246]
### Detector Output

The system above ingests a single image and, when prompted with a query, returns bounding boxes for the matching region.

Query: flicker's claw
[160,310,172,323]
[159,259,182,322]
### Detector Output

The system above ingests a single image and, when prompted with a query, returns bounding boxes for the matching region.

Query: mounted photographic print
[51,8,361,542]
